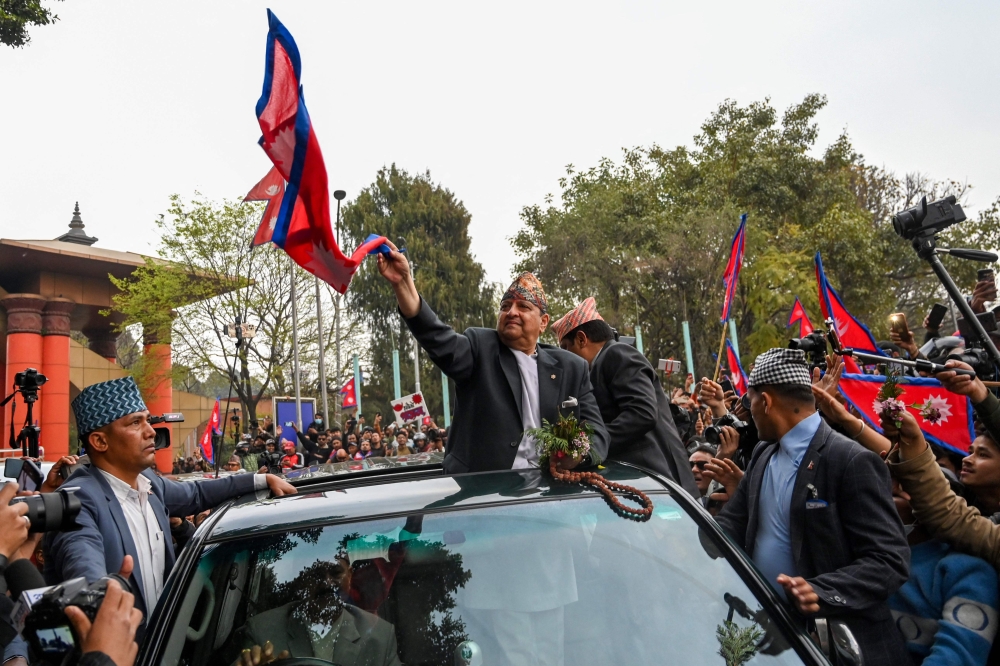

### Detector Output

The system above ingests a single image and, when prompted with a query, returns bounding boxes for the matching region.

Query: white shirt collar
[97,468,151,500]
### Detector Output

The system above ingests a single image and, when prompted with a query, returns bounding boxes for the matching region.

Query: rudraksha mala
[549,459,654,521]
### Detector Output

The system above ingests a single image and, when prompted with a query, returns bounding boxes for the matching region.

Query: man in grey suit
[715,348,910,666]
[377,244,608,474]
[552,297,699,496]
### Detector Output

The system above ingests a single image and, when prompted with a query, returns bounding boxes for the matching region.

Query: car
[139,460,857,666]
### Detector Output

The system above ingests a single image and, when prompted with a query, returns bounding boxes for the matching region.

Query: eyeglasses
[691,460,709,471]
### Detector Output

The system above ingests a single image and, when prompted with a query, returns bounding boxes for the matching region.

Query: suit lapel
[537,347,562,425]
[790,421,830,564]
[497,344,523,420]
[589,340,613,383]
[91,468,147,609]
[332,611,362,665]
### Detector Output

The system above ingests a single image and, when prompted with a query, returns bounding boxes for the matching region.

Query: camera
[258,451,283,475]
[953,312,1000,380]
[13,368,47,394]
[23,574,133,661]
[11,489,82,533]
[788,331,828,371]
[892,195,966,240]
[705,413,759,470]
[704,413,747,445]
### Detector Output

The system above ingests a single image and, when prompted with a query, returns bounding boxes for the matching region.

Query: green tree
[514,94,1000,373]
[1,0,60,47]
[341,165,498,421]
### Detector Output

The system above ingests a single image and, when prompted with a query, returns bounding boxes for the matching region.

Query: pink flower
[873,398,907,427]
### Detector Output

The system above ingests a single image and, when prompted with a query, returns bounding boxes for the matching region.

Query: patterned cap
[551,297,604,341]
[747,348,813,388]
[72,376,148,436]
[501,272,548,314]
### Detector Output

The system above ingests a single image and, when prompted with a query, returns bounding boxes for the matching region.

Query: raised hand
[703,457,743,497]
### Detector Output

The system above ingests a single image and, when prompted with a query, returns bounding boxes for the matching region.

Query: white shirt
[98,469,166,608]
[98,469,270,608]
[511,350,541,469]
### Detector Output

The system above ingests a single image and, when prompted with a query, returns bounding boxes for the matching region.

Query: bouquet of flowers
[527,411,593,469]
[873,366,906,429]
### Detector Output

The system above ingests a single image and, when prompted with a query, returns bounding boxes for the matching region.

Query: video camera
[893,195,966,241]
[22,574,135,663]
[788,331,828,371]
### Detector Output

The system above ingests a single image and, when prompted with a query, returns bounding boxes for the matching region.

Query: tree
[514,94,1000,373]
[108,194,362,426]
[341,165,498,421]
[1,0,60,47]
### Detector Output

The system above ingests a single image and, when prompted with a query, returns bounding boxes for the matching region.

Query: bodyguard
[715,348,910,666]
[553,298,699,496]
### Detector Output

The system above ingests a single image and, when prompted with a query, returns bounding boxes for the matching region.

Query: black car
[140,460,852,666]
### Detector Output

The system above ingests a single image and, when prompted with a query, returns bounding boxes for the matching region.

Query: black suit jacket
[404,298,609,473]
[589,341,699,496]
[715,419,910,665]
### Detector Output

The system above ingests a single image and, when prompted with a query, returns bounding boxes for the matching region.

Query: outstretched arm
[377,241,420,318]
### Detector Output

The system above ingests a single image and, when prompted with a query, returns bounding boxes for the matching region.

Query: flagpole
[315,277,329,425]
[333,189,346,427]
[289,258,303,430]
[728,319,740,359]
[713,326,727,383]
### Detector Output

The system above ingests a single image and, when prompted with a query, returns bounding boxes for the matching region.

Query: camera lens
[704,425,721,445]
[12,489,82,533]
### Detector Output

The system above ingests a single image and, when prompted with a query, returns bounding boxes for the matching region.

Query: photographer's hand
[0,483,29,559]
[41,455,80,493]
[66,579,143,666]
[716,426,740,460]
[971,279,997,314]
[936,359,989,404]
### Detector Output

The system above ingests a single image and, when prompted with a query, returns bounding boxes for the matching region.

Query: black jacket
[404,299,609,473]
[589,341,699,496]
[715,418,910,666]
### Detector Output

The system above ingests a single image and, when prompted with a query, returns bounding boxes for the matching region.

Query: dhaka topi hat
[501,272,548,314]
[551,297,604,342]
[747,348,813,388]
[72,376,148,436]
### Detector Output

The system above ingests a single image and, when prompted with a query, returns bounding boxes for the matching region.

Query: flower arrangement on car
[527,406,654,521]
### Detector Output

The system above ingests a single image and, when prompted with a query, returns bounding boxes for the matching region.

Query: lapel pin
[807,461,815,471]
[550,374,556,379]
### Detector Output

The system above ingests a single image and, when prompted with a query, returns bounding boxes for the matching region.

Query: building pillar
[0,295,46,450]
[83,329,118,364]
[142,327,173,473]
[41,299,75,461]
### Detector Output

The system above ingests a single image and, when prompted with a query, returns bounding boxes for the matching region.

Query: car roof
[206,462,672,541]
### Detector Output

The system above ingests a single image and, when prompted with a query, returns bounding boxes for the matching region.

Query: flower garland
[528,411,653,521]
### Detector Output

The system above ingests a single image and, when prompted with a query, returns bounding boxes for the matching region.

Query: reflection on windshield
[162,495,808,666]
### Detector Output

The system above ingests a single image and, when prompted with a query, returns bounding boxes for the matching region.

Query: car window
[160,494,812,666]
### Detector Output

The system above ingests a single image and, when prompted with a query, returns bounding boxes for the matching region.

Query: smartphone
[926,303,948,330]
[719,375,736,395]
[5,458,42,492]
[978,268,995,282]
[889,312,909,338]
[284,421,294,428]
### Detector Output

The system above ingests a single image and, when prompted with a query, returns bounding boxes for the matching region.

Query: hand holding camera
[64,579,142,666]
[0,482,29,559]
[936,359,990,404]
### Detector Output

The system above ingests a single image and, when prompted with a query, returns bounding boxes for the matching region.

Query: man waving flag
[255,10,387,292]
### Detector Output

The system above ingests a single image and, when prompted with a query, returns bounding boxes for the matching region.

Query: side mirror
[814,619,863,666]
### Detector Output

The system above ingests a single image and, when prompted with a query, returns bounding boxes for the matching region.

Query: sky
[3,1,1000,287]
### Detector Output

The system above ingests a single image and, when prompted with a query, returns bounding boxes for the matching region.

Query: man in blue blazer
[45,377,295,620]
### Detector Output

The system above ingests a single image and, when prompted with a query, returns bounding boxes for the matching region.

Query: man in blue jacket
[46,377,296,619]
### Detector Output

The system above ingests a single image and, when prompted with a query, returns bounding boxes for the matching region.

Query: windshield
[160,493,811,666]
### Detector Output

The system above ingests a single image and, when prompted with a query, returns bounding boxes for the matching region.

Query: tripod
[1,387,41,458]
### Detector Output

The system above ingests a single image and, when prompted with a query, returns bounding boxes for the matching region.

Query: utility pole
[289,258,303,430]
[333,189,346,425]
[315,277,328,425]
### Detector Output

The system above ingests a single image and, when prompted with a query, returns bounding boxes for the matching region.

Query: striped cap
[502,272,548,314]
[72,376,148,436]
[552,297,604,342]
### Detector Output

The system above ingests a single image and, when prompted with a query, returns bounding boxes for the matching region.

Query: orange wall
[143,343,173,472]
[41,335,69,459]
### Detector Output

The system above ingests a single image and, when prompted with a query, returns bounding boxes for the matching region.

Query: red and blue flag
[244,165,306,248]
[199,398,222,465]
[787,297,814,336]
[255,10,388,293]
[340,377,357,411]
[720,214,747,323]
[815,252,884,357]
[725,339,748,396]
[838,373,975,455]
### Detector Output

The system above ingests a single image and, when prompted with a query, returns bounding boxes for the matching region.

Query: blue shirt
[753,411,821,596]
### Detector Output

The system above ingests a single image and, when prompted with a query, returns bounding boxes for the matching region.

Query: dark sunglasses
[691,460,709,471]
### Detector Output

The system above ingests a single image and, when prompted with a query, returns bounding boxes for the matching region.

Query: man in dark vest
[552,298,699,496]
[376,243,608,474]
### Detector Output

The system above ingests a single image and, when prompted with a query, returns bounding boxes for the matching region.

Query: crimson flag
[720,214,748,323]
[725,339,748,396]
[244,166,307,247]
[199,398,222,465]
[340,377,357,410]
[838,373,975,455]
[787,297,814,336]
[255,10,389,293]
[815,252,884,356]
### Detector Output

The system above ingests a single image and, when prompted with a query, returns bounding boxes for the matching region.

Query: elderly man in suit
[46,377,296,621]
[377,244,608,474]
[715,348,910,666]
[552,297,699,496]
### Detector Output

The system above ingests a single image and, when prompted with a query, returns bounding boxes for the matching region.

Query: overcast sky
[3,1,999,286]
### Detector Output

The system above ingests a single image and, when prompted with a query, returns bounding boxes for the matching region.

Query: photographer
[46,377,297,623]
